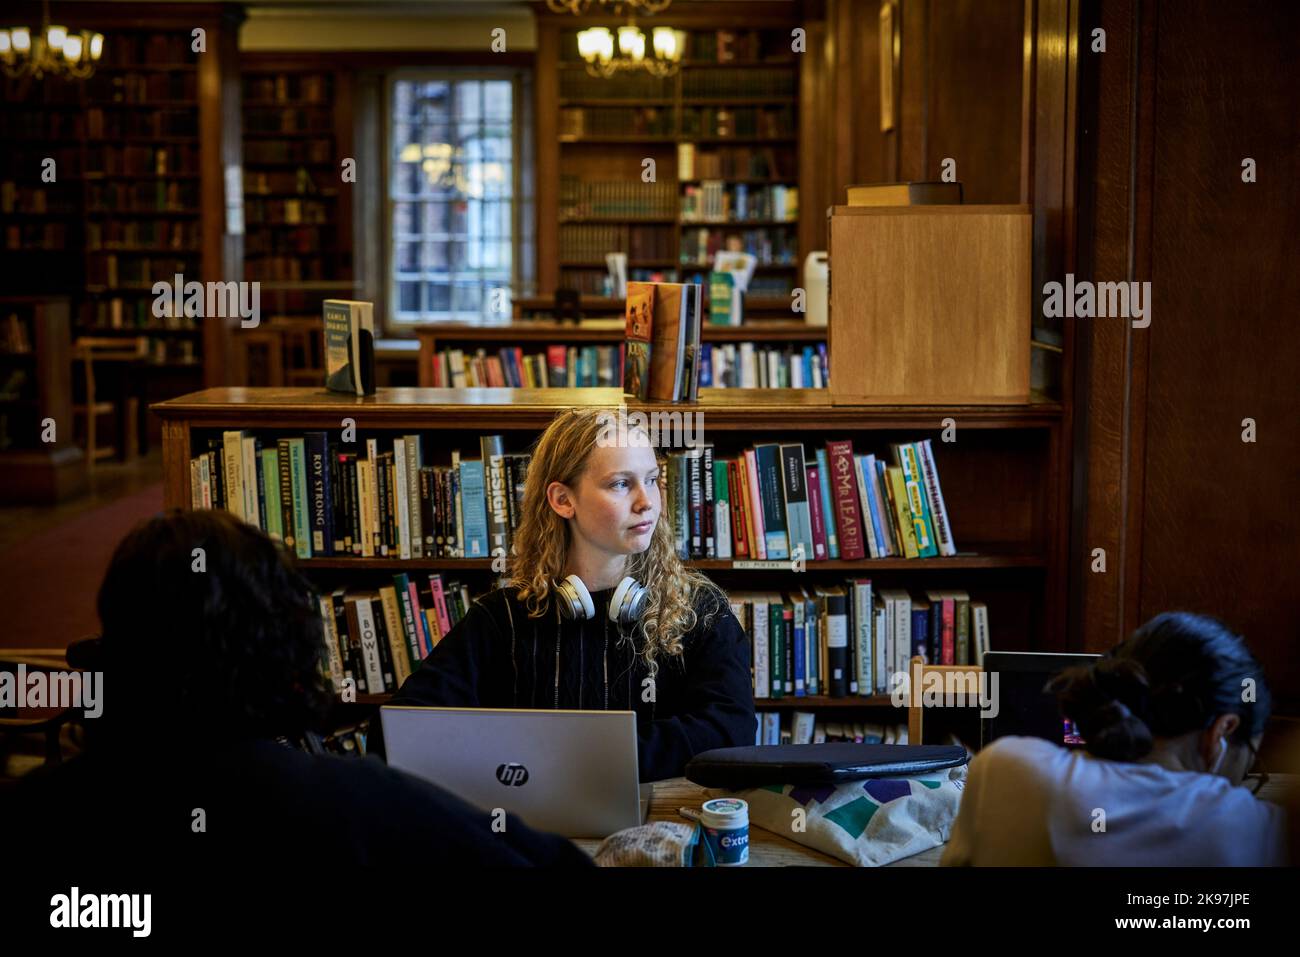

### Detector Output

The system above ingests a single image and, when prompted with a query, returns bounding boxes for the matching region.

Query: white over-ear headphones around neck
[554,574,647,627]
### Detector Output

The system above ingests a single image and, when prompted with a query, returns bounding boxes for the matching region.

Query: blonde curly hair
[506,407,725,676]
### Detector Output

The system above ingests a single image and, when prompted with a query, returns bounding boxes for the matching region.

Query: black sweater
[371,585,756,781]
[5,738,593,870]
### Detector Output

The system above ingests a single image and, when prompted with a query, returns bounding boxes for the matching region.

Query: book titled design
[323,299,376,396]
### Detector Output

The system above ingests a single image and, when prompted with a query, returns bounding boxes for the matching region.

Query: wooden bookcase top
[152,386,1062,430]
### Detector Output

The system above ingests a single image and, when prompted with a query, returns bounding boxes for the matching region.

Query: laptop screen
[981,652,1101,749]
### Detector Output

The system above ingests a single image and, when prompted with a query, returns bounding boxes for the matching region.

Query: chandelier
[578,22,685,78]
[547,0,673,14]
[0,3,104,80]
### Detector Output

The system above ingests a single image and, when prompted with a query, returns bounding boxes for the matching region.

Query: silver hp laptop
[381,706,651,838]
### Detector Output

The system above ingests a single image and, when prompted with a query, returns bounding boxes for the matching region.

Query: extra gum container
[700,798,749,866]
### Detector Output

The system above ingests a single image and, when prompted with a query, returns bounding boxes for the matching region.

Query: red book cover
[942,598,955,665]
[546,344,567,387]
[727,458,749,557]
[826,440,866,560]
[805,465,828,560]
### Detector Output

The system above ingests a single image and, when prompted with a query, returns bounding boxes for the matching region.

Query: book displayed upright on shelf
[622,281,703,401]
[323,299,376,396]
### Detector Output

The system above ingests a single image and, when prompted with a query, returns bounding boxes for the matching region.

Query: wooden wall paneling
[925,0,1024,204]
[798,19,829,260]
[1136,0,1299,708]
[897,0,929,181]
[1069,0,1129,654]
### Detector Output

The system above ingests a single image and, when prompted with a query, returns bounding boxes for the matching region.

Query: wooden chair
[72,337,146,469]
[0,649,87,784]
[906,655,984,746]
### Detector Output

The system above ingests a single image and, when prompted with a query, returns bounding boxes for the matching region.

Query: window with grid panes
[389,75,515,323]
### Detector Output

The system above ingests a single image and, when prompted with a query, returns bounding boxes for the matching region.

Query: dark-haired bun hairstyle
[1049,657,1155,760]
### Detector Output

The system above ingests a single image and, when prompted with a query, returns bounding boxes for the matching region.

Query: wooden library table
[572,774,1298,867]
[569,776,944,867]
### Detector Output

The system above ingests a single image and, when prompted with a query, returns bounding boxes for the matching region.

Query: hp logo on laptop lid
[496,763,529,787]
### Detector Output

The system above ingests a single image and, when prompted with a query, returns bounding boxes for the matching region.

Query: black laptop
[980,651,1101,749]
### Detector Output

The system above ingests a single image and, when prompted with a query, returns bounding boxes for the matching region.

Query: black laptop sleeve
[684,743,968,789]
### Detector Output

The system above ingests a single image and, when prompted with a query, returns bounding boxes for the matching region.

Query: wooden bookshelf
[536,6,806,305]
[239,54,356,329]
[153,386,1069,721]
[0,3,244,391]
[413,320,827,387]
[0,296,86,503]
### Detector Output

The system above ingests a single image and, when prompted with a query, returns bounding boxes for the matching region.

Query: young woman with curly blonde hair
[379,407,755,781]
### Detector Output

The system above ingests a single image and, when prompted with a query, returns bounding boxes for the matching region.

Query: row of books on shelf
[655,437,956,562]
[681,106,794,139]
[190,432,531,562]
[428,341,824,390]
[682,67,795,97]
[98,33,196,66]
[680,226,797,267]
[87,220,198,250]
[85,299,199,330]
[431,345,623,389]
[190,428,956,569]
[242,73,332,104]
[685,30,790,64]
[559,107,795,140]
[560,267,679,296]
[246,198,331,225]
[87,254,194,288]
[681,182,797,222]
[88,181,197,212]
[85,71,197,103]
[559,177,676,219]
[678,143,793,180]
[756,716,920,747]
[560,107,674,138]
[245,139,334,165]
[732,584,989,705]
[1,148,80,177]
[559,225,676,262]
[245,227,333,254]
[0,184,76,216]
[699,342,826,389]
[245,109,335,135]
[314,575,471,696]
[0,112,85,139]
[558,69,672,100]
[86,109,198,139]
[244,258,335,282]
[244,169,331,196]
[87,145,197,176]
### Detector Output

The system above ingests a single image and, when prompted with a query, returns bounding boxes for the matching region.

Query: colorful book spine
[260,448,282,543]
[805,465,828,560]
[459,458,489,558]
[779,444,813,563]
[825,440,865,560]
[287,438,311,559]
[305,431,333,556]
[814,448,839,558]
[915,439,957,556]
[753,443,789,560]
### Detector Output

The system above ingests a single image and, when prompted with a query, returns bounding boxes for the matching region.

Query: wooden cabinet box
[828,205,1032,405]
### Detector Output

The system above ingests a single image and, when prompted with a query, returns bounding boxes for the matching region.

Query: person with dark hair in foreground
[3,510,592,869]
[943,612,1291,866]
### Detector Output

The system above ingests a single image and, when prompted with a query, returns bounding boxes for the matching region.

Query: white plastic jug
[803,251,828,327]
